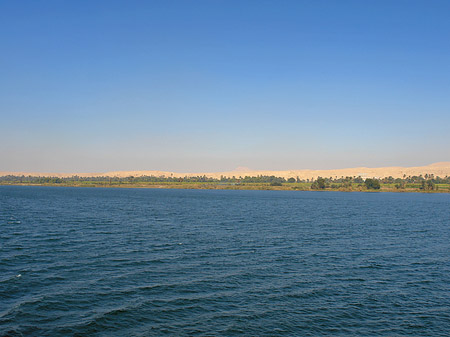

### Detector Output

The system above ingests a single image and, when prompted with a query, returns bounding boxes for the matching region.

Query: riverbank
[1,181,449,193]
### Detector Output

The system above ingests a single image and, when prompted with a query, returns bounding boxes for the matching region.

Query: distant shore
[2,162,450,193]
[1,181,449,193]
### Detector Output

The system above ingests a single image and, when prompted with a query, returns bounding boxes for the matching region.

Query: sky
[1,0,449,172]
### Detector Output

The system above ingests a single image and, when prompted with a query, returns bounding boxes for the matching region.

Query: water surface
[1,186,449,336]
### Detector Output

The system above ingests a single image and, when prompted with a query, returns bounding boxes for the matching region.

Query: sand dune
[1,162,450,180]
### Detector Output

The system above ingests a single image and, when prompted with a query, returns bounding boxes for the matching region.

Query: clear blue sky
[1,0,449,172]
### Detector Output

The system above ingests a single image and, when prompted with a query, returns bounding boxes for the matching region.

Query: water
[1,186,449,336]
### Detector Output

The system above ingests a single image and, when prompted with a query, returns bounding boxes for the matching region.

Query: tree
[311,177,326,189]
[317,177,326,189]
[364,178,380,190]
[287,177,296,183]
[395,179,405,189]
[421,180,435,190]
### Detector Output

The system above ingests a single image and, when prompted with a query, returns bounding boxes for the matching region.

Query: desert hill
[1,162,450,180]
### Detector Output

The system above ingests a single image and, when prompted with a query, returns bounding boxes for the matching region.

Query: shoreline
[1,182,449,194]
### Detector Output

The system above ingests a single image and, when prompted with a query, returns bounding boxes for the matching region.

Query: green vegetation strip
[1,174,449,193]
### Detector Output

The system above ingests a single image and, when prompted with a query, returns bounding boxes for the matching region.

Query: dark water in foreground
[1,186,449,336]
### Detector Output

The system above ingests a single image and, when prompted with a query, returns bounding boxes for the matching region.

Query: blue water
[1,186,449,336]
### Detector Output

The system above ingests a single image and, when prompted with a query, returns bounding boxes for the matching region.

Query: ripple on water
[1,187,449,336]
